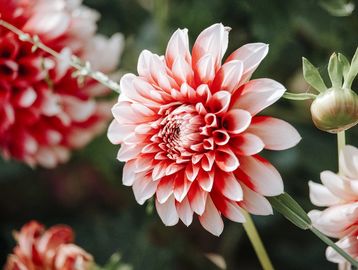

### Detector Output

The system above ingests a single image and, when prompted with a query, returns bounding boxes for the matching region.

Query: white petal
[308,181,341,207]
[239,155,284,196]
[247,117,301,150]
[231,79,285,115]
[226,43,269,85]
[176,197,194,226]
[340,145,358,179]
[199,195,224,236]
[156,195,179,226]
[239,183,273,215]
[132,173,158,204]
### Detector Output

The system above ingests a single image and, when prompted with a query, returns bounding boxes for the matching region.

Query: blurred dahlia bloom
[309,145,358,269]
[108,23,301,235]
[0,0,124,167]
[4,221,93,270]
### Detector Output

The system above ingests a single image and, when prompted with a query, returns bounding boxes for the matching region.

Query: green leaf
[344,47,358,89]
[328,53,343,88]
[338,53,350,82]
[302,57,327,93]
[267,192,311,230]
[319,0,355,17]
[283,92,317,101]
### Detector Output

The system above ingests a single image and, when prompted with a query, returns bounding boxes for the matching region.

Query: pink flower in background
[108,23,301,235]
[4,221,93,270]
[309,145,358,269]
[0,0,124,167]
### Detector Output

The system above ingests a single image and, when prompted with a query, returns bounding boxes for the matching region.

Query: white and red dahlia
[309,145,358,269]
[108,23,301,235]
[0,0,123,167]
[4,221,93,270]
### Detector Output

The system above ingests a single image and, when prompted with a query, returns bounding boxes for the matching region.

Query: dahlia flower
[0,0,123,167]
[4,221,93,270]
[108,23,301,235]
[309,145,358,269]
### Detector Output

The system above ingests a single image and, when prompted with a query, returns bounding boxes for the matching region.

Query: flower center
[155,104,203,161]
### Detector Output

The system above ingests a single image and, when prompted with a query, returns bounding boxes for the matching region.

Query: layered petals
[109,24,299,235]
[309,145,358,268]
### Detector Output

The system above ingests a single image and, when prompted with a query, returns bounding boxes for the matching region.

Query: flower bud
[310,87,358,133]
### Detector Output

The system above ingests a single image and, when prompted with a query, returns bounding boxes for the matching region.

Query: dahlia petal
[231,78,285,115]
[247,116,301,150]
[192,23,229,71]
[176,197,194,226]
[320,171,358,201]
[24,12,70,40]
[185,163,200,181]
[308,203,358,238]
[156,177,174,204]
[212,193,246,223]
[239,155,283,196]
[37,226,73,254]
[165,28,191,68]
[195,54,215,83]
[211,60,244,93]
[225,43,269,85]
[188,182,207,215]
[201,151,215,172]
[122,159,137,186]
[212,130,230,146]
[208,90,231,115]
[214,171,243,201]
[308,181,342,207]
[156,195,179,226]
[222,109,251,134]
[152,162,169,180]
[198,195,224,236]
[174,174,192,202]
[116,143,143,162]
[172,56,194,85]
[198,170,214,192]
[215,146,240,172]
[340,145,358,179]
[107,120,134,144]
[231,133,264,156]
[62,97,96,122]
[36,148,58,168]
[133,173,158,205]
[239,183,273,215]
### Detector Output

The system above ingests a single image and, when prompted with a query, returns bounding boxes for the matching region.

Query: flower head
[0,0,124,167]
[4,221,93,270]
[108,23,301,235]
[309,145,358,268]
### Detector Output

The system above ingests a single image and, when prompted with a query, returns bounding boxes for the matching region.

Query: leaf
[267,192,311,230]
[338,53,350,82]
[344,47,358,88]
[302,57,327,93]
[319,0,355,17]
[328,53,343,88]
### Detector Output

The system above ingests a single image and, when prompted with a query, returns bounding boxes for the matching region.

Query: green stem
[242,211,275,270]
[283,92,317,101]
[337,131,346,174]
[310,227,358,268]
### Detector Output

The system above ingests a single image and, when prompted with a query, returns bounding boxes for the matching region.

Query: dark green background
[1,0,358,269]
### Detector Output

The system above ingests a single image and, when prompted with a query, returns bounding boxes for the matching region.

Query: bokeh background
[1,0,358,269]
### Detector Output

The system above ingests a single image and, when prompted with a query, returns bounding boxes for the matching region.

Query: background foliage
[1,0,358,269]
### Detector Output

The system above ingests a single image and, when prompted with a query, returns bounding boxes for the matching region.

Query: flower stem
[310,227,358,268]
[337,131,346,174]
[0,19,121,93]
[242,211,275,270]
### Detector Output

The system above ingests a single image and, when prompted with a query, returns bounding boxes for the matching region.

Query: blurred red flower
[4,221,93,270]
[108,23,301,235]
[0,0,123,167]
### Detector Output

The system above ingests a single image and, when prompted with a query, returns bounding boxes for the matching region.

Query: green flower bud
[310,87,358,133]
